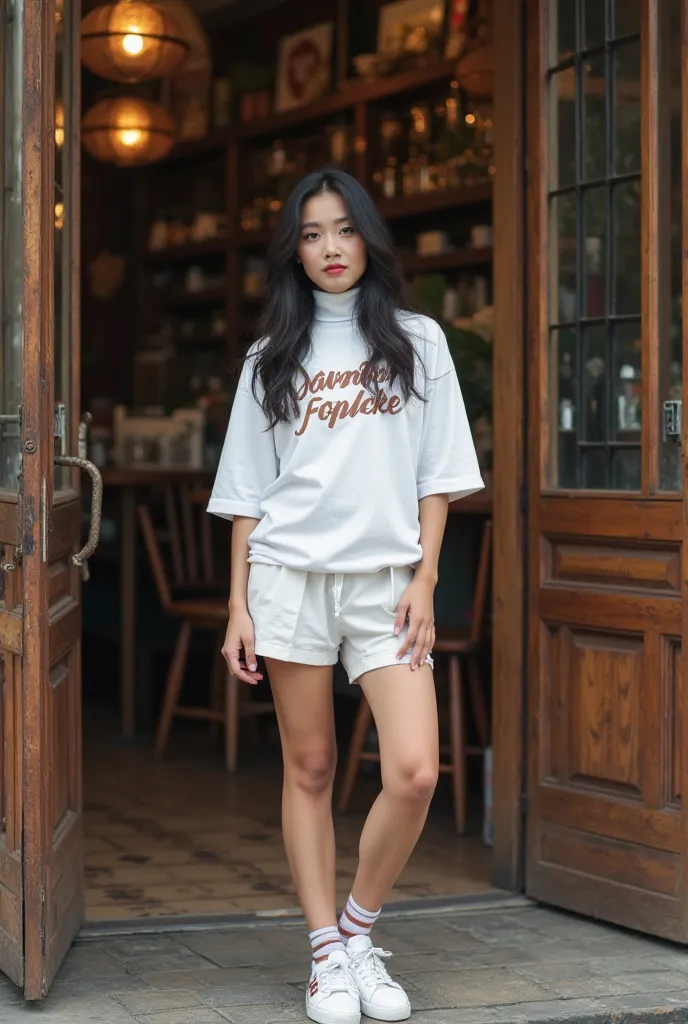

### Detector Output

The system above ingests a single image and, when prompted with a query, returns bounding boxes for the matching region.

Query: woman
[208,167,483,1024]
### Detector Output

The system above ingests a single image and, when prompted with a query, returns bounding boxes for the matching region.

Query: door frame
[22,0,84,998]
[522,0,688,941]
[491,0,527,891]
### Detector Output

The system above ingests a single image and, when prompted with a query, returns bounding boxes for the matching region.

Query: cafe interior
[79,0,499,923]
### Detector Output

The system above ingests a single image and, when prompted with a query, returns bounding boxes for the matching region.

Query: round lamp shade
[82,97,176,166]
[81,1,190,83]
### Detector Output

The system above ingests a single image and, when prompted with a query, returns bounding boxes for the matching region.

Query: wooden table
[101,466,214,738]
[101,467,492,738]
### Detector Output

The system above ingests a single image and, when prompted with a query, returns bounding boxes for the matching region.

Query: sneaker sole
[306,1002,361,1024]
[359,999,411,1022]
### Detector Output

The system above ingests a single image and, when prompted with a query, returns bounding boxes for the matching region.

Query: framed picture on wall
[275,22,334,113]
[377,0,446,56]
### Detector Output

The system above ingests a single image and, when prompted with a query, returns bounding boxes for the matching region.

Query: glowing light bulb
[55,102,65,148]
[122,32,144,55]
[465,113,476,125]
[120,128,143,147]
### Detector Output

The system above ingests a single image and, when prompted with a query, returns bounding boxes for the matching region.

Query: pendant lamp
[82,97,176,166]
[81,1,190,84]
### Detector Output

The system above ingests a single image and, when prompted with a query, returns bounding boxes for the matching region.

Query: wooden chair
[338,519,492,833]
[138,485,273,773]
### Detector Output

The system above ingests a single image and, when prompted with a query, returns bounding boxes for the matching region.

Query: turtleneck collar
[313,287,360,322]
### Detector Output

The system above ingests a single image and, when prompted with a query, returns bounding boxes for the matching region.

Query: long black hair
[250,167,425,427]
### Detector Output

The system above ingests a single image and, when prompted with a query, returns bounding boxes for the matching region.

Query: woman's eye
[341,226,355,235]
[302,231,319,241]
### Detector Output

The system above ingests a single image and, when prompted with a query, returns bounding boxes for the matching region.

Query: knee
[287,747,337,797]
[386,759,439,806]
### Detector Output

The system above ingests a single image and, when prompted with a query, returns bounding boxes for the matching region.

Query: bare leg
[266,658,338,932]
[350,662,438,912]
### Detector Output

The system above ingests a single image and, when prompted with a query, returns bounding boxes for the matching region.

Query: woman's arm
[229,515,259,616]
[221,515,263,685]
[394,493,449,669]
[415,493,449,586]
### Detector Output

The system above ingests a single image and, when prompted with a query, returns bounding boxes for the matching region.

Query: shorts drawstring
[390,566,395,610]
[333,573,344,618]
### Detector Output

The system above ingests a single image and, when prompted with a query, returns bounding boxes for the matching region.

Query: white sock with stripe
[309,924,346,964]
[338,893,381,943]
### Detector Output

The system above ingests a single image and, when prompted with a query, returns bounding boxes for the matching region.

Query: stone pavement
[3,896,688,1023]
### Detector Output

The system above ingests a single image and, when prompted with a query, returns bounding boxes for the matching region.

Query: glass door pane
[54,0,73,483]
[657,0,682,491]
[0,0,24,490]
[547,0,642,489]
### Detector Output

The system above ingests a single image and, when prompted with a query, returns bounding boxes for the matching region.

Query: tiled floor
[84,721,494,921]
[5,901,688,1022]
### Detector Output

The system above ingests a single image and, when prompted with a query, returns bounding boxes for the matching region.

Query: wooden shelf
[155,288,227,309]
[238,59,459,139]
[403,247,493,274]
[379,184,493,221]
[146,239,228,264]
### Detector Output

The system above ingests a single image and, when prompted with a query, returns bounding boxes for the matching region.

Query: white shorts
[247,562,434,685]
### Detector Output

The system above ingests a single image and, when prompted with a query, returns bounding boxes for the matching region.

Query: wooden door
[0,0,91,997]
[527,0,688,940]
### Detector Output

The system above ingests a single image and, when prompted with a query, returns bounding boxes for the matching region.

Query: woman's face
[296,190,368,293]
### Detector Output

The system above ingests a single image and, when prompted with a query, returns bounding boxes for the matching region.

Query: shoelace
[350,946,398,989]
[318,958,357,997]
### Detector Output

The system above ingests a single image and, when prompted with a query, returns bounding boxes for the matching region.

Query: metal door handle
[54,454,103,581]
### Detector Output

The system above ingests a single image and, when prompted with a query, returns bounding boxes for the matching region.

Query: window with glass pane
[548,0,641,490]
[0,0,25,491]
[658,0,682,491]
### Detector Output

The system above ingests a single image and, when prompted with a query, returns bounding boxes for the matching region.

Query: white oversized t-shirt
[207,287,484,573]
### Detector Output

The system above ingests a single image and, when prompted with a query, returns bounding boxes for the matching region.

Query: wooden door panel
[526,0,688,940]
[40,495,83,992]
[0,649,23,987]
[0,0,84,996]
[564,629,643,792]
[529,521,685,937]
[549,543,682,592]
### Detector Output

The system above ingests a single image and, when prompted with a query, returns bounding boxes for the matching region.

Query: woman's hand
[222,608,263,685]
[394,575,436,671]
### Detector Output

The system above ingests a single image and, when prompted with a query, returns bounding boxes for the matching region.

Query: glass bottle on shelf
[409,103,432,156]
[373,111,403,199]
[381,157,399,199]
[402,144,422,196]
[472,105,495,182]
[267,138,287,178]
[437,80,467,189]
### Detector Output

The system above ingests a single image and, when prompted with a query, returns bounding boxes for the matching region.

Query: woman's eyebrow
[301,216,351,229]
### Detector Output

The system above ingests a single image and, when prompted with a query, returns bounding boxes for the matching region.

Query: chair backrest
[138,484,225,612]
[468,519,493,646]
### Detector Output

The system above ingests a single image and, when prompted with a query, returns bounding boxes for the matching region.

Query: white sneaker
[306,949,361,1024]
[346,935,411,1022]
